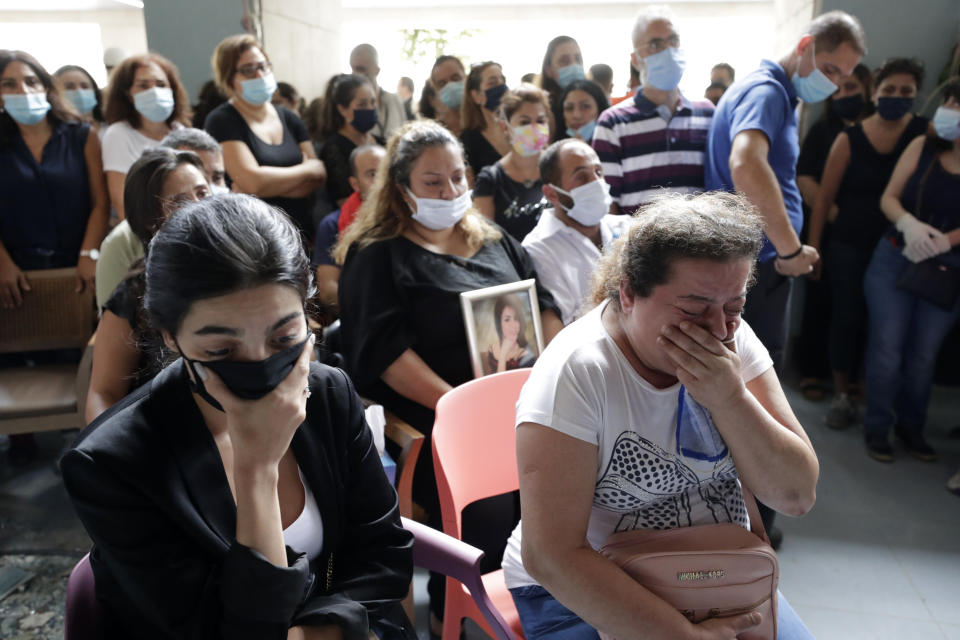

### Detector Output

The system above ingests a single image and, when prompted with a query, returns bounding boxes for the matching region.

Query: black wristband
[777,246,803,260]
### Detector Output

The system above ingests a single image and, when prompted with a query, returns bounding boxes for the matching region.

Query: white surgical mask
[210,184,230,196]
[406,188,471,230]
[932,106,960,141]
[551,179,611,226]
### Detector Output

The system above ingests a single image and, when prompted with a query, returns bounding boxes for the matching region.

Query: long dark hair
[927,78,960,153]
[0,50,79,148]
[558,79,609,140]
[320,73,372,139]
[54,64,104,123]
[145,194,316,338]
[539,35,578,101]
[493,294,528,348]
[124,147,207,249]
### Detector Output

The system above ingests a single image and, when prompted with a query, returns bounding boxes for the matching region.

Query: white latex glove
[932,233,953,256]
[896,213,943,261]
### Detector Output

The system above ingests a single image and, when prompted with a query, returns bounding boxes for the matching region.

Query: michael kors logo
[677,569,725,581]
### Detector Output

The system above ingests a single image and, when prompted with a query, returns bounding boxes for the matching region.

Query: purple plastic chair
[64,552,101,640]
[401,517,520,640]
[64,522,518,640]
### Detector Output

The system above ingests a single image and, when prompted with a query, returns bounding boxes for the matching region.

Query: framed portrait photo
[460,279,544,379]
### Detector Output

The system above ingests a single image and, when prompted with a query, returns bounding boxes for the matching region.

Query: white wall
[262,0,343,104]
[0,9,146,85]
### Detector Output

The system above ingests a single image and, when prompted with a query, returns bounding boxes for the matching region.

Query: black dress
[460,128,503,177]
[826,115,929,376]
[338,230,558,611]
[320,132,386,206]
[473,161,548,242]
[204,103,314,236]
[103,274,167,389]
[794,116,846,380]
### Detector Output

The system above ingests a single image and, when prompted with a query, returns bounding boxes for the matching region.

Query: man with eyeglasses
[591,6,714,215]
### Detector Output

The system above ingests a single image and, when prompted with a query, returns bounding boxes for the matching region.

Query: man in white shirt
[524,139,631,325]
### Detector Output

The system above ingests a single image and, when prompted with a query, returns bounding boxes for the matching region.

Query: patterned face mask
[509,122,550,157]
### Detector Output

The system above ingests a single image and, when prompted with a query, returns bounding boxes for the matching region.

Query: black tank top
[833,116,928,250]
[899,139,960,267]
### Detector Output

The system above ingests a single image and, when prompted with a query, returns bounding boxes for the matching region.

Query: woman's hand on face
[0,255,30,308]
[198,333,315,468]
[658,321,745,409]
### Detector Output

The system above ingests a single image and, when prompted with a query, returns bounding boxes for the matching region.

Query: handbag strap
[740,483,771,546]
[914,144,938,227]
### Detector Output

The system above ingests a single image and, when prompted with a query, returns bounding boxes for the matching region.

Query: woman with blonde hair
[335,119,562,627]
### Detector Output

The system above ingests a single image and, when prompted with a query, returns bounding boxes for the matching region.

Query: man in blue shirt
[705,10,865,375]
[705,10,864,547]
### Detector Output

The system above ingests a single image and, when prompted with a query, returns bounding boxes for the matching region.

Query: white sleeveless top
[282,467,324,561]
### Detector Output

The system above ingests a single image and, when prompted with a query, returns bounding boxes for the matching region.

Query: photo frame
[460,279,544,379]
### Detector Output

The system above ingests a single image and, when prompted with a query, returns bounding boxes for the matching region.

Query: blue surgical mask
[2,93,51,125]
[642,47,686,91]
[484,84,508,112]
[133,87,175,123]
[875,96,914,121]
[241,73,278,106]
[64,88,98,115]
[557,63,585,89]
[439,81,464,109]
[933,106,960,141]
[792,67,838,104]
[351,108,378,133]
[566,119,597,142]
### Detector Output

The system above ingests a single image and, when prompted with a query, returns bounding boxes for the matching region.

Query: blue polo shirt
[705,60,801,263]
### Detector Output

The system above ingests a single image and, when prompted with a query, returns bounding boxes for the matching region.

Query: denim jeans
[509,584,814,639]
[862,238,960,439]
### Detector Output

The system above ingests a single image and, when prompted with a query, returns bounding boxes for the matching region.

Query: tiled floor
[1,383,958,639]
[773,384,960,640]
[412,383,960,639]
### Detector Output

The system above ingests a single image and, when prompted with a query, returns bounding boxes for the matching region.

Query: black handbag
[895,153,960,310]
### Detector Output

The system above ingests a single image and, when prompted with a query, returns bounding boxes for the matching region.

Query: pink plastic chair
[432,368,531,640]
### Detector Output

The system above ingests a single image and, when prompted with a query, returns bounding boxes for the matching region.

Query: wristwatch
[80,249,100,261]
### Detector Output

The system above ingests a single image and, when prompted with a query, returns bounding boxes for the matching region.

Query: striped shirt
[592,91,714,213]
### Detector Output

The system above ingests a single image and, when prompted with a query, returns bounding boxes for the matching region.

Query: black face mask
[177,337,309,412]
[830,94,864,120]
[876,96,914,121]
[484,83,508,111]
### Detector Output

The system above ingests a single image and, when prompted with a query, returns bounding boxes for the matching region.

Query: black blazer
[61,360,413,640]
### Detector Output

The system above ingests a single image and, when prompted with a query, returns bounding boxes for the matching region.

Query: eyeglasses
[235,61,272,79]
[639,35,680,55]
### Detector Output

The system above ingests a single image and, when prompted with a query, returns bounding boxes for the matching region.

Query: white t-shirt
[522,209,631,325]
[101,120,182,174]
[501,300,773,589]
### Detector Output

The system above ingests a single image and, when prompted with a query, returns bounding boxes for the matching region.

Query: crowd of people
[2,4,960,638]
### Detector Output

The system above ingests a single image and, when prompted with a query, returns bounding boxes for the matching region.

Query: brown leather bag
[598,487,778,640]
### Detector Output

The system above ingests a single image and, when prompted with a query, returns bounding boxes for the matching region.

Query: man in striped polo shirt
[592,6,714,215]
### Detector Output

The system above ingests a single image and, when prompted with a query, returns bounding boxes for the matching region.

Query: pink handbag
[598,488,778,640]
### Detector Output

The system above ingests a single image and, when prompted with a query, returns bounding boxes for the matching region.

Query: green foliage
[399,28,480,65]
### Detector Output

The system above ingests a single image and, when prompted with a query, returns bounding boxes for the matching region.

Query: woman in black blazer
[61,194,413,640]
